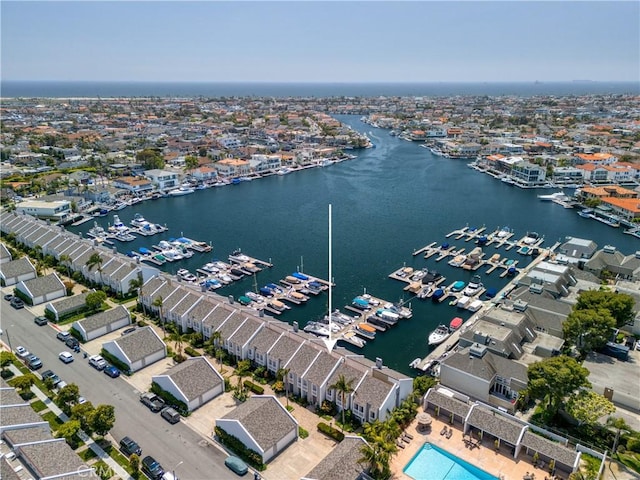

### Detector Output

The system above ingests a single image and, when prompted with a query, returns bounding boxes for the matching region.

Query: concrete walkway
[8,364,134,480]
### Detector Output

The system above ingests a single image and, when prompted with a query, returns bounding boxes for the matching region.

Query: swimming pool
[403,443,499,480]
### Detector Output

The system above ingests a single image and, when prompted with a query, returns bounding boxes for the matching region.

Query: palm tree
[128,274,143,297]
[329,374,355,431]
[607,416,630,458]
[59,254,72,278]
[277,367,291,408]
[359,436,397,480]
[152,296,164,338]
[85,252,104,287]
[169,329,186,357]
[210,330,224,370]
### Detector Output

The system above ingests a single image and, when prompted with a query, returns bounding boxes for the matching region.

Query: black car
[65,337,79,350]
[41,369,61,386]
[4,293,14,301]
[142,456,164,480]
[34,316,48,326]
[119,436,142,456]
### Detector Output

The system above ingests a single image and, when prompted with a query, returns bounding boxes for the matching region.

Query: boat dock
[413,241,437,256]
[228,252,274,269]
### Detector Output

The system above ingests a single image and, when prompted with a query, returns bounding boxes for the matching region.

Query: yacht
[87,222,108,242]
[130,213,147,228]
[448,255,467,267]
[537,191,569,201]
[168,186,195,196]
[428,325,451,346]
[303,322,331,337]
[202,263,220,274]
[463,275,483,296]
[276,167,293,175]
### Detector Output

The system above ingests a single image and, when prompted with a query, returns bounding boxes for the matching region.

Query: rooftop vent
[376,357,383,369]
[529,284,544,294]
[292,321,298,332]
[470,343,488,358]
[603,245,616,254]
[513,299,528,312]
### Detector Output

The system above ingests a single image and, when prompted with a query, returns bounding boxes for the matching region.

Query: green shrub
[298,426,309,439]
[243,380,264,395]
[137,320,147,327]
[69,327,84,343]
[100,349,131,375]
[215,426,265,471]
[317,422,344,442]
[627,437,640,453]
[150,382,189,416]
[184,346,199,357]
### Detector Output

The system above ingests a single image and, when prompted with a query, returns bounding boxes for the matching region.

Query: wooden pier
[413,241,436,256]
[228,252,273,269]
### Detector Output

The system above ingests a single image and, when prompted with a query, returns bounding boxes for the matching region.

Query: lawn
[31,400,48,412]
[41,411,64,430]
[78,447,98,461]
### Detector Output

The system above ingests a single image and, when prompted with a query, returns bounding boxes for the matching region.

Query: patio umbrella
[416,412,432,426]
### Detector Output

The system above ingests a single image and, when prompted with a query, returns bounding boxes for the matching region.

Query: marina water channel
[70,114,640,375]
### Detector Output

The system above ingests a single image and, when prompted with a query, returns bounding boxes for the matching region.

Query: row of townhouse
[0,212,160,294]
[139,275,413,424]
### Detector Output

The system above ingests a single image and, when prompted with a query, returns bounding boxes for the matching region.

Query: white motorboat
[428,325,451,346]
[409,358,422,369]
[168,186,195,196]
[463,274,483,296]
[537,191,569,201]
[303,322,331,337]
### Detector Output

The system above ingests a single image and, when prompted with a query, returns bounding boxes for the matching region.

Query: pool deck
[391,413,566,480]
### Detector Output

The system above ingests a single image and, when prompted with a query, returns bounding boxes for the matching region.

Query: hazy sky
[2,1,638,83]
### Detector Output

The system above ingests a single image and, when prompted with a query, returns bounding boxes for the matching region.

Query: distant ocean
[1,81,638,98]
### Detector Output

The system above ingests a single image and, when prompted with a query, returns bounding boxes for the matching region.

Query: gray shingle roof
[187,297,218,323]
[521,430,579,468]
[32,229,59,248]
[170,292,202,317]
[19,273,65,298]
[0,243,12,261]
[285,343,321,377]
[268,334,303,364]
[424,388,471,419]
[141,275,168,298]
[304,436,367,480]
[0,456,22,480]
[467,405,525,445]
[114,326,165,363]
[156,285,188,310]
[76,305,130,334]
[217,310,248,339]
[0,257,35,278]
[0,405,47,428]
[19,439,91,478]
[353,374,393,412]
[0,388,26,406]
[202,303,235,331]
[23,225,49,243]
[221,396,297,453]
[304,351,340,387]
[248,327,283,357]
[158,357,222,401]
[228,316,262,346]
[47,291,92,316]
[327,364,365,395]
[3,425,53,445]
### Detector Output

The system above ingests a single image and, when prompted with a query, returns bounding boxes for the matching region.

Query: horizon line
[2,79,638,84]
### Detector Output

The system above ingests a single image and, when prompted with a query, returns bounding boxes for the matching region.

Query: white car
[15,346,30,358]
[59,351,74,364]
[78,396,87,404]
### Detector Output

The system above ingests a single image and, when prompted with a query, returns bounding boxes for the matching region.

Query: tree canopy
[563,308,616,357]
[89,404,116,436]
[136,148,164,170]
[527,356,591,415]
[576,290,634,327]
[565,390,615,425]
[86,290,107,311]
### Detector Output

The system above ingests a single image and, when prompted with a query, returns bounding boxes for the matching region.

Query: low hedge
[215,426,265,471]
[150,381,189,416]
[100,349,131,375]
[184,346,199,357]
[317,422,344,442]
[243,380,264,395]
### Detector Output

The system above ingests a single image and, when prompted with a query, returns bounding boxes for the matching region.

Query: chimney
[375,357,383,369]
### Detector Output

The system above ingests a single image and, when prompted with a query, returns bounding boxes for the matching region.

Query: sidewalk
[7,364,134,480]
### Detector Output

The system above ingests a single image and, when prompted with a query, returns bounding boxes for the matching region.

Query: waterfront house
[325,363,367,414]
[215,395,298,463]
[300,350,342,406]
[0,257,36,287]
[226,316,264,360]
[167,290,203,328]
[152,357,224,412]
[112,176,154,194]
[15,199,71,220]
[15,273,66,306]
[510,159,546,186]
[584,245,640,281]
[248,154,282,173]
[72,305,131,341]
[191,166,218,182]
[516,261,577,298]
[265,332,304,375]
[573,152,617,166]
[246,325,284,367]
[281,341,322,398]
[214,158,250,178]
[102,326,166,373]
[144,169,179,190]
[557,237,598,263]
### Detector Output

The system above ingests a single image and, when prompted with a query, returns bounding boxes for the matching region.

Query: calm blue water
[2,81,638,98]
[404,443,499,480]
[69,115,638,375]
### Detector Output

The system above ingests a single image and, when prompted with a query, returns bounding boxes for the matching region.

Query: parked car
[56,331,71,342]
[15,346,30,358]
[34,316,48,326]
[78,396,87,405]
[10,297,24,309]
[160,406,180,424]
[140,392,165,413]
[26,354,42,370]
[224,456,249,476]
[119,436,142,456]
[59,351,74,364]
[3,293,14,301]
[142,456,164,480]
[65,337,79,349]
[88,355,107,371]
[41,369,61,386]
[103,365,120,378]
[121,327,137,336]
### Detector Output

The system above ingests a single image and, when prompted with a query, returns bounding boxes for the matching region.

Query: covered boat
[451,281,466,292]
[449,317,463,331]
[485,287,498,299]
[285,275,300,284]
[352,297,371,310]
[238,296,252,306]
[432,288,445,301]
[292,272,309,281]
